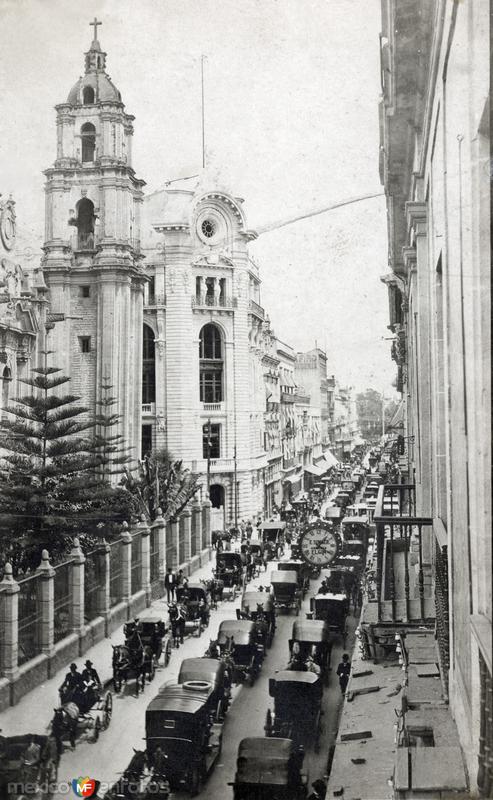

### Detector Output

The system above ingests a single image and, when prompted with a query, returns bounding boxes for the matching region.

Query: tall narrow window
[75,198,95,250]
[199,324,223,403]
[141,425,153,457]
[81,122,96,162]
[142,324,156,404]
[83,86,95,105]
[203,423,221,459]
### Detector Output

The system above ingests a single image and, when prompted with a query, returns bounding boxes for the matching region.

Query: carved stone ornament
[182,270,190,294]
[235,271,244,298]
[0,195,16,252]
[168,268,176,294]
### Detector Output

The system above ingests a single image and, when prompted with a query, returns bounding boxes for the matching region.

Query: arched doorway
[209,483,225,530]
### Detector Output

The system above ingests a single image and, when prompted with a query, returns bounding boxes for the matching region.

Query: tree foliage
[356,388,399,442]
[0,357,133,575]
[121,448,200,523]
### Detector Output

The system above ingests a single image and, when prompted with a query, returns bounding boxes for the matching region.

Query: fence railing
[84,548,105,623]
[54,561,72,644]
[131,534,142,594]
[17,574,40,666]
[109,539,123,608]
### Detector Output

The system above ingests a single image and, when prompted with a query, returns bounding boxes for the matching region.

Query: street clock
[298,520,340,567]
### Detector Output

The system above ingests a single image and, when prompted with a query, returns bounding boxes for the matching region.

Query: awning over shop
[304,463,324,477]
[283,474,302,484]
[350,435,366,450]
[388,400,404,429]
[321,450,339,468]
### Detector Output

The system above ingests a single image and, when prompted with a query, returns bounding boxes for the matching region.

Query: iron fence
[178,520,185,566]
[17,574,40,666]
[150,528,160,585]
[191,514,198,558]
[54,561,72,643]
[0,588,5,673]
[84,548,105,623]
[131,534,142,594]
[435,539,449,690]
[109,540,123,608]
[166,524,175,569]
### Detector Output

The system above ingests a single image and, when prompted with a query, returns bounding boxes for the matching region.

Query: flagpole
[201,55,206,170]
[206,417,211,495]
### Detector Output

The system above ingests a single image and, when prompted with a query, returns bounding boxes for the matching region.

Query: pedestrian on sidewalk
[308,779,327,800]
[336,653,351,695]
[164,568,177,603]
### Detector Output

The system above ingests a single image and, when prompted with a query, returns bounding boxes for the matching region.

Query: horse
[51,701,80,756]
[168,604,186,648]
[107,749,149,799]
[112,642,145,696]
[204,638,220,659]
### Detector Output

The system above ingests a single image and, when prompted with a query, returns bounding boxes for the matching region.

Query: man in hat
[336,653,351,695]
[59,663,83,703]
[81,660,102,711]
[308,778,327,800]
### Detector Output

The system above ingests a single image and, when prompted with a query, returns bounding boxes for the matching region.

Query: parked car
[177,657,231,722]
[229,737,308,800]
[266,670,323,751]
[271,570,301,615]
[217,619,265,685]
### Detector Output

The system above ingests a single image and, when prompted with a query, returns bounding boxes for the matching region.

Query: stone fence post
[97,539,111,622]
[120,523,133,602]
[201,500,212,549]
[138,515,151,606]
[169,519,179,570]
[181,510,192,565]
[152,508,166,581]
[36,550,55,660]
[0,563,20,682]
[191,501,202,557]
[70,538,85,636]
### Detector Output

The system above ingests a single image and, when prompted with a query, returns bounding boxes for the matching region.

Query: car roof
[177,658,225,686]
[218,619,255,643]
[260,521,286,530]
[241,591,273,608]
[273,670,319,685]
[236,737,294,785]
[149,684,209,714]
[292,619,331,641]
[270,570,298,583]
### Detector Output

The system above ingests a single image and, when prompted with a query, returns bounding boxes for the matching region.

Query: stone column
[138,515,152,606]
[201,500,212,549]
[97,540,111,633]
[152,508,167,580]
[70,538,86,636]
[120,524,133,602]
[181,509,192,564]
[169,519,179,570]
[0,563,20,681]
[36,550,55,657]
[191,500,202,557]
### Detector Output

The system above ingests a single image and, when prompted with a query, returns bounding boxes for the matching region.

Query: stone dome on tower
[66,18,122,106]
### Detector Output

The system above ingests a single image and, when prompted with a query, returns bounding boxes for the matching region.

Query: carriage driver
[59,662,83,702]
[82,660,102,694]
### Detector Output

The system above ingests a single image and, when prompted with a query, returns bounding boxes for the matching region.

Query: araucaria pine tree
[92,376,134,482]
[0,355,130,574]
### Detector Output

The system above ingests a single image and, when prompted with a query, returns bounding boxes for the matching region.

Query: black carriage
[277,559,310,596]
[125,617,171,667]
[265,671,323,751]
[214,551,244,597]
[182,583,211,635]
[289,619,332,684]
[248,538,267,576]
[146,683,223,796]
[217,619,265,686]
[334,491,351,510]
[240,591,276,647]
[229,737,308,800]
[271,570,301,614]
[260,521,286,560]
[177,657,232,722]
[0,733,59,799]
[308,593,348,647]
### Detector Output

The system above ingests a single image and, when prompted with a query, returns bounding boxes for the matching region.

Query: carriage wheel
[113,675,122,693]
[148,657,157,681]
[164,640,172,667]
[102,692,113,729]
[91,718,101,742]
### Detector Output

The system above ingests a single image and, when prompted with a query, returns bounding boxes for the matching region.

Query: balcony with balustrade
[192,296,237,310]
[249,299,265,320]
[145,293,166,308]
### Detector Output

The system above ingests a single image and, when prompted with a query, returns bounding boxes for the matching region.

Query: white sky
[0,0,396,395]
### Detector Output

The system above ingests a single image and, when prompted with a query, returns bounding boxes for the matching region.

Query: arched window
[83,86,95,105]
[1,366,11,419]
[81,122,96,162]
[199,324,223,403]
[142,325,156,405]
[75,198,95,250]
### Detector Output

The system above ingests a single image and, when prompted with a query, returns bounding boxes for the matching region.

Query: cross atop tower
[90,17,102,41]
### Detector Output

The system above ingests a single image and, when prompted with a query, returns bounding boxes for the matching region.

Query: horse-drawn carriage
[229,737,309,800]
[277,559,310,597]
[0,733,59,799]
[260,521,286,560]
[240,591,276,648]
[289,619,332,683]
[181,583,211,636]
[177,657,232,722]
[125,617,172,667]
[217,619,265,686]
[146,683,223,796]
[214,551,245,598]
[265,671,323,751]
[308,593,348,647]
[242,538,266,578]
[113,623,157,695]
[270,570,301,615]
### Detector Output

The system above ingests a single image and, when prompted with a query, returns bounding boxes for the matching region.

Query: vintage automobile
[289,619,332,683]
[240,590,276,648]
[334,491,352,510]
[270,570,301,615]
[265,671,323,751]
[229,737,309,800]
[277,559,310,596]
[324,505,343,523]
[260,521,286,560]
[177,657,231,722]
[146,682,223,795]
[308,593,348,647]
[214,551,245,597]
[217,619,265,685]
[0,733,59,799]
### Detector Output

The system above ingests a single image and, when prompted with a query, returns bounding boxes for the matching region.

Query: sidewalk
[326,645,403,800]
[0,557,216,736]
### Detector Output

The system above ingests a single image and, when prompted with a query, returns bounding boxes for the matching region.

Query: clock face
[299,522,339,566]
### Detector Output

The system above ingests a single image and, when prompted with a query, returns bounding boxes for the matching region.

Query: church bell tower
[43,19,146,460]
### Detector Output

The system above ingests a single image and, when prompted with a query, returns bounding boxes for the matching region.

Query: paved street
[15,551,357,799]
